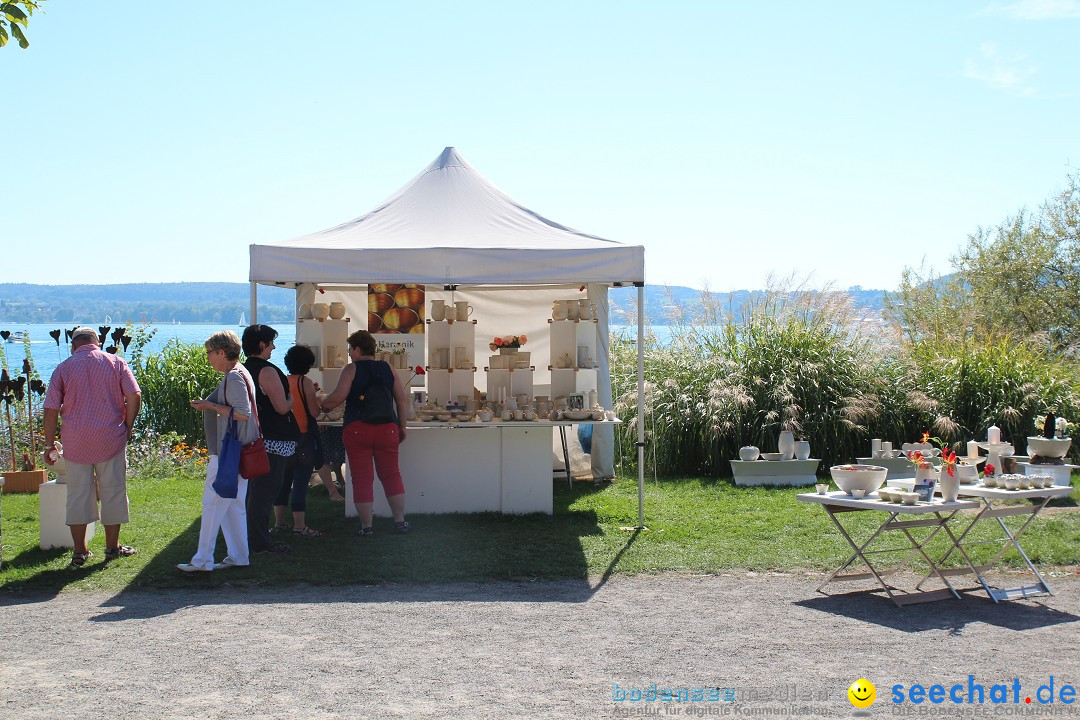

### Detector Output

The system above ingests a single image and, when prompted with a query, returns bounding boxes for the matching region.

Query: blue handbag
[213,408,241,499]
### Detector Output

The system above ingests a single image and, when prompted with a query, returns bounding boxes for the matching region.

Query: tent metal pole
[636,283,645,528]
[250,282,258,324]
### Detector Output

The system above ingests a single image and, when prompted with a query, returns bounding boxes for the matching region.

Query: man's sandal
[105,545,137,560]
[70,550,93,566]
[292,526,322,537]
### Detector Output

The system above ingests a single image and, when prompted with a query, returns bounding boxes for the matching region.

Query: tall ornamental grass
[905,334,1080,455]
[611,286,1080,477]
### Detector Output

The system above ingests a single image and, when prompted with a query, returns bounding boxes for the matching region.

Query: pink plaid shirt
[44,344,141,464]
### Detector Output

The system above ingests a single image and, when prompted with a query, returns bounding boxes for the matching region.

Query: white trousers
[190,455,250,570]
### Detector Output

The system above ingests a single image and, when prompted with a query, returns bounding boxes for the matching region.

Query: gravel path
[2,571,1079,719]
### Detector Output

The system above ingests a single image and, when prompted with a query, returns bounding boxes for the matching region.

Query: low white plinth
[1017,462,1077,487]
[345,425,556,515]
[39,480,95,549]
[730,459,821,487]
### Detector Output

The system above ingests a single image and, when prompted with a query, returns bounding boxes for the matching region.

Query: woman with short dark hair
[320,330,410,536]
[273,344,325,536]
[241,323,298,554]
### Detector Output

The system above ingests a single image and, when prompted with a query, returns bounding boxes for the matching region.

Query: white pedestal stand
[1017,462,1077,487]
[39,480,96,549]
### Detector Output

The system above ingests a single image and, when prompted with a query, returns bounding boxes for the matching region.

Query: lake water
[1,322,679,383]
[0,323,298,382]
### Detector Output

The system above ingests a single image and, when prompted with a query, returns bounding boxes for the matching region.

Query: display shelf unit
[426,319,477,408]
[548,318,598,399]
[485,367,534,404]
[297,317,350,391]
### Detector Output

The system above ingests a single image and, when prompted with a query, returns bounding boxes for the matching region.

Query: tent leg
[249,283,257,324]
[636,283,645,529]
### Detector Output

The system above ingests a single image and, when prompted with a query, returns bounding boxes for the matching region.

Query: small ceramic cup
[982,476,996,488]
[1043,476,1056,488]
[1004,477,1020,490]
[851,489,866,499]
[877,489,893,502]
[901,492,919,505]
[815,483,828,495]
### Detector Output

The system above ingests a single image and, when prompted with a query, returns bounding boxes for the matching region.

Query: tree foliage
[1,1,43,49]
[888,171,1080,354]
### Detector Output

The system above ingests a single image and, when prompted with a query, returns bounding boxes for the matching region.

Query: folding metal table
[917,485,1075,603]
[798,491,979,607]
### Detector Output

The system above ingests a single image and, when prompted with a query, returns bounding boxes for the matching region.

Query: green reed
[611,286,1080,477]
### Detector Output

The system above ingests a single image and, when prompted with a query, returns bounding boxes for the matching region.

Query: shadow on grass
[794,587,1080,632]
[64,482,637,620]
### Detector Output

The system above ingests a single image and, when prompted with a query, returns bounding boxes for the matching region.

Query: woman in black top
[241,324,299,554]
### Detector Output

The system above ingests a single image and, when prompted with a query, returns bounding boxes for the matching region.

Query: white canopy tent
[248,147,647,524]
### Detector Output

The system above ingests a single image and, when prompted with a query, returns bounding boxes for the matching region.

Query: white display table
[340,419,618,516]
[729,459,820,486]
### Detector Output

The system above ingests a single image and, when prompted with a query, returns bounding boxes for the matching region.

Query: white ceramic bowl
[830,464,888,495]
[1027,436,1072,459]
[311,303,330,320]
[877,489,894,502]
[739,446,760,461]
[900,492,919,505]
[982,476,997,488]
[760,452,784,461]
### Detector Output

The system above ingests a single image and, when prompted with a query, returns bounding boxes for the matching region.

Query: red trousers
[343,421,405,504]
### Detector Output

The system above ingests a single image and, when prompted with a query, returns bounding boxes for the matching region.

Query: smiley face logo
[848,678,876,709]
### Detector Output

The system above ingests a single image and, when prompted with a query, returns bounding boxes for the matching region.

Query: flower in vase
[489,335,527,352]
[906,431,958,477]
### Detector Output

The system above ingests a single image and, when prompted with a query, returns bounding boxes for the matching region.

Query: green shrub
[127,329,219,446]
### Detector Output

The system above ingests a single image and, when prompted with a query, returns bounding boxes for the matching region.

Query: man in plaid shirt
[43,327,142,566]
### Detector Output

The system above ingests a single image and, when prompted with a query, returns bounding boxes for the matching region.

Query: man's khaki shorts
[65,451,130,526]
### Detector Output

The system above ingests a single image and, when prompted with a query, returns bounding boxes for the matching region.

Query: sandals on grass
[273,522,291,532]
[105,545,138,559]
[293,526,322,537]
[70,550,93,567]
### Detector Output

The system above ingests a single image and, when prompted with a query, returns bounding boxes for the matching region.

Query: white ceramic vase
[938,467,960,503]
[794,440,811,461]
[778,431,795,461]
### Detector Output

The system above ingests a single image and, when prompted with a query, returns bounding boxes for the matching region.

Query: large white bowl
[830,464,888,495]
[1027,436,1072,459]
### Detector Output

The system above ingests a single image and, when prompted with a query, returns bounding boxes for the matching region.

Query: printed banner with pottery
[368,284,425,384]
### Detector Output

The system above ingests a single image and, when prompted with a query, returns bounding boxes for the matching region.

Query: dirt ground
[2,571,1079,719]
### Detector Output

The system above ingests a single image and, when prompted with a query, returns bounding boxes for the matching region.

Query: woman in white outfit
[178,330,260,572]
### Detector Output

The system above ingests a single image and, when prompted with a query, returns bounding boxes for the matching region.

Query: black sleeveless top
[343,359,398,427]
[244,356,299,441]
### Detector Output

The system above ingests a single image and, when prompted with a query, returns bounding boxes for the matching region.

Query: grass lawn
[1,470,1077,593]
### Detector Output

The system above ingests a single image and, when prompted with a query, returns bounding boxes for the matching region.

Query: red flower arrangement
[906,431,959,477]
[489,335,527,352]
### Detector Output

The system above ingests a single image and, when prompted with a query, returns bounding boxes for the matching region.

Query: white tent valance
[249,147,644,287]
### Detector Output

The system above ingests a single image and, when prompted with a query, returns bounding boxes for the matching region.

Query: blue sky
[6,1,1079,291]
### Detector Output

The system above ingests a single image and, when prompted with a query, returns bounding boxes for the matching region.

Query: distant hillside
[608,284,889,325]
[0,283,296,324]
[0,282,891,325]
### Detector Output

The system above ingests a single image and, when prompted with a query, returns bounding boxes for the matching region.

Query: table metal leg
[558,425,572,490]
[817,506,963,607]
[921,497,1055,603]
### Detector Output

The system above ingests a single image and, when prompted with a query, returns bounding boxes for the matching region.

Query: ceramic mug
[455,301,473,321]
[430,300,446,321]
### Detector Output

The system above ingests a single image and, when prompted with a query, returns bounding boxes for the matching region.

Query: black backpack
[354,361,397,424]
